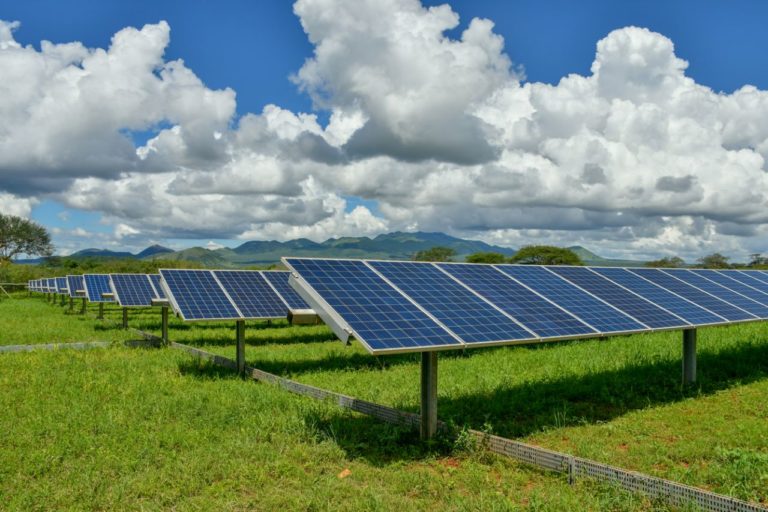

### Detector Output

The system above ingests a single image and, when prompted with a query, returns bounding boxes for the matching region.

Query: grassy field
[1,294,767,509]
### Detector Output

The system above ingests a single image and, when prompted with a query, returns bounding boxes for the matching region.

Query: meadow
[1,294,766,510]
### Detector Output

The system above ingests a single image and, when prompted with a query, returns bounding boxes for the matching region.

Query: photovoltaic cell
[149,274,166,299]
[56,277,68,294]
[725,270,768,296]
[262,271,312,310]
[434,263,596,339]
[592,267,724,325]
[83,274,114,302]
[160,269,240,321]
[496,265,646,333]
[110,274,157,307]
[213,270,287,319]
[627,268,754,321]
[691,270,768,307]
[285,258,461,353]
[549,266,687,329]
[370,261,537,343]
[66,275,85,298]
[660,269,768,319]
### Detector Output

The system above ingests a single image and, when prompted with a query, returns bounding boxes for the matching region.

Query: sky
[1,0,768,261]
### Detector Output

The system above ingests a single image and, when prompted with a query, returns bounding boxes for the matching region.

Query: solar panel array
[109,274,164,307]
[159,269,312,322]
[284,259,768,355]
[83,274,115,303]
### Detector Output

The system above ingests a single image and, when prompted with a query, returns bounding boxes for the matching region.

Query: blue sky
[2,0,768,259]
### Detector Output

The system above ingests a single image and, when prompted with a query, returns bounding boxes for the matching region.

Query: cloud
[0,192,35,217]
[2,5,768,259]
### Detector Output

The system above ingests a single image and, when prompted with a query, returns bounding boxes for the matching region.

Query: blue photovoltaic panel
[285,259,461,353]
[434,263,596,339]
[725,270,768,295]
[660,269,768,319]
[213,270,287,319]
[628,269,754,322]
[110,274,157,307]
[262,271,312,310]
[371,261,537,343]
[44,278,52,292]
[549,267,687,329]
[497,265,646,333]
[66,275,85,298]
[83,274,114,303]
[592,268,725,325]
[56,277,68,294]
[691,270,768,307]
[149,274,166,299]
[741,270,768,285]
[159,269,240,321]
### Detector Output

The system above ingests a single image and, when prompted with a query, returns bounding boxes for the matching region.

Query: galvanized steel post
[420,351,438,440]
[236,320,246,375]
[683,328,697,384]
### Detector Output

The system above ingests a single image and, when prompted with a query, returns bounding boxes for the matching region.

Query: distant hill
[136,244,174,259]
[14,232,646,267]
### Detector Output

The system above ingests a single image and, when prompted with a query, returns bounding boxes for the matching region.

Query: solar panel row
[158,269,312,322]
[284,259,768,355]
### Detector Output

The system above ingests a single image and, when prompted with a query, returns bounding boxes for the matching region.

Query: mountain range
[47,232,642,267]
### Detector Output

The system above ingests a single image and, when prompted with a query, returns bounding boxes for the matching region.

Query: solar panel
[659,269,768,319]
[66,275,85,298]
[627,269,754,321]
[691,270,768,307]
[592,267,725,325]
[159,269,241,321]
[262,271,312,310]
[549,266,688,329]
[56,277,68,294]
[83,274,114,302]
[370,261,538,343]
[496,265,647,333]
[433,263,596,339]
[213,270,287,319]
[725,270,768,295]
[110,274,157,307]
[148,274,166,299]
[736,269,768,286]
[284,259,462,353]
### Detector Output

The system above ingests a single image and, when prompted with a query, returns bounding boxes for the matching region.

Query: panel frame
[212,269,289,321]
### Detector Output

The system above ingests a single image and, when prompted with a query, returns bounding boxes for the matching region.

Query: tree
[412,246,456,262]
[465,252,506,264]
[508,245,583,266]
[748,253,768,268]
[0,214,53,263]
[696,253,730,269]
[645,256,685,268]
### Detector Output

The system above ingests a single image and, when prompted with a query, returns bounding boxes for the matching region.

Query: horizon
[2,1,768,261]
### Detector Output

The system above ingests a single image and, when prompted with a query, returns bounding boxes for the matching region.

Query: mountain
[568,245,644,267]
[136,244,174,259]
[70,248,135,259]
[211,231,518,265]
[24,232,644,267]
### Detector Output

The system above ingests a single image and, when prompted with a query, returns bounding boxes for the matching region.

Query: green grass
[0,295,136,345]
[2,295,767,509]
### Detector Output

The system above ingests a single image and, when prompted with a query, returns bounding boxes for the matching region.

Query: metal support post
[122,307,128,329]
[81,297,86,314]
[236,320,246,375]
[60,294,65,306]
[69,297,74,312]
[683,328,697,384]
[161,306,169,345]
[420,351,438,440]
[97,302,103,319]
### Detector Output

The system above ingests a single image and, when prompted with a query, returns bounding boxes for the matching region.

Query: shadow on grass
[177,358,242,380]
[178,329,338,348]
